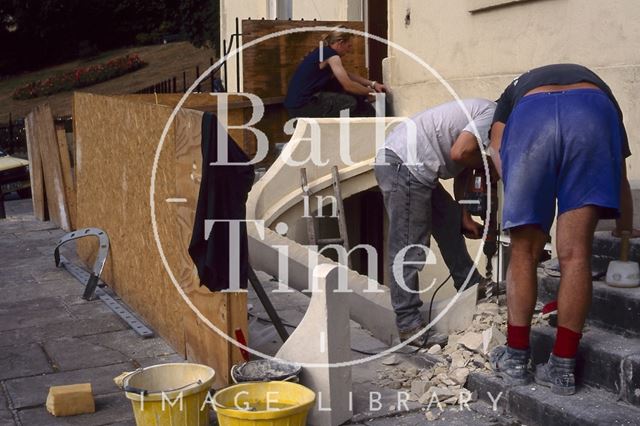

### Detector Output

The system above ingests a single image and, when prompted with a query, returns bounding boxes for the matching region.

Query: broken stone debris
[427,344,442,354]
[482,325,506,354]
[376,301,509,408]
[425,410,441,421]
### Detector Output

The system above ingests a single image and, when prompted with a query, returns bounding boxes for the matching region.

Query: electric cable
[248,274,454,356]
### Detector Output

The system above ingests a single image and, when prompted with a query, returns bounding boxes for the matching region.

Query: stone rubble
[375,298,548,409]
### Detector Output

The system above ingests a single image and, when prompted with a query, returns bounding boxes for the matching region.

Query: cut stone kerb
[276,263,352,426]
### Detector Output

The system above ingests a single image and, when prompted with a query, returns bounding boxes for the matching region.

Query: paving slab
[18,393,135,426]
[80,330,176,360]
[0,343,53,380]
[43,337,129,371]
[0,314,128,348]
[0,297,72,332]
[0,409,14,425]
[0,384,9,411]
[0,280,81,304]
[4,362,135,409]
[63,299,117,320]
[0,267,37,286]
[135,354,186,368]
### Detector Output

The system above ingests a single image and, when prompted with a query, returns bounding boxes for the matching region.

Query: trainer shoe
[489,345,532,385]
[534,353,576,395]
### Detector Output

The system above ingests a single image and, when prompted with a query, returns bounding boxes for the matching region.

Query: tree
[180,0,219,51]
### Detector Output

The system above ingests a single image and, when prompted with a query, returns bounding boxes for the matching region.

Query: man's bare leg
[556,206,600,332]
[507,225,548,327]
[489,224,546,385]
[533,206,600,395]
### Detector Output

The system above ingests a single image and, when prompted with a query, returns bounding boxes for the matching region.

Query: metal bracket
[54,228,154,338]
[54,227,109,300]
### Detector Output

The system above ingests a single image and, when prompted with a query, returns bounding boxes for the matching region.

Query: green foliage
[180,0,220,49]
[1,0,220,75]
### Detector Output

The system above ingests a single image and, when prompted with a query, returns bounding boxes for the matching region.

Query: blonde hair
[322,26,353,46]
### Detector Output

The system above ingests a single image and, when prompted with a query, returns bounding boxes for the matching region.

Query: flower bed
[12,54,147,100]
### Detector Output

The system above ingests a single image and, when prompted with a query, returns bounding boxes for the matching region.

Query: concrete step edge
[467,371,640,426]
[530,325,640,406]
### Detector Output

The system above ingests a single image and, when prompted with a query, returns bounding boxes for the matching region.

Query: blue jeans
[374,149,482,332]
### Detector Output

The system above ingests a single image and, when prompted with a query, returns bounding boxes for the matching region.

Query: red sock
[507,323,531,350]
[553,326,582,358]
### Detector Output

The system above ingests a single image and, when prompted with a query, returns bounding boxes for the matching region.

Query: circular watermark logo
[150,26,494,368]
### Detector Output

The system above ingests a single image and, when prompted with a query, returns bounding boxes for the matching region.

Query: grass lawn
[0,42,217,122]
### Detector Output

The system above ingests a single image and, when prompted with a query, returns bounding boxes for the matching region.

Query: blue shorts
[501,88,623,233]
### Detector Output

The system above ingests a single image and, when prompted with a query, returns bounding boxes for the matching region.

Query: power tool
[462,167,499,281]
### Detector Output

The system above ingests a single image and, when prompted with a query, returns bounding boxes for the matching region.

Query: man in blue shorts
[488,64,635,395]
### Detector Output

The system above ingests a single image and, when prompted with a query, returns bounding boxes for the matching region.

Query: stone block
[5,362,134,409]
[46,383,95,417]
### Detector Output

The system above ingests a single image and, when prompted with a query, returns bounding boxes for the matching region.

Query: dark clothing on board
[188,112,255,292]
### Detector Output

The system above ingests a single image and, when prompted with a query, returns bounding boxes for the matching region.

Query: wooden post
[172,76,177,93]
[183,71,187,93]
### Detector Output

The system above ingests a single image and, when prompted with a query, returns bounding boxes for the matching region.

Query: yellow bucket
[123,363,216,426]
[213,381,316,426]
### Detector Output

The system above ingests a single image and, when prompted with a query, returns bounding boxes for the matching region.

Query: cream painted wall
[219,0,268,92]
[386,0,640,180]
[290,0,362,21]
[384,0,640,299]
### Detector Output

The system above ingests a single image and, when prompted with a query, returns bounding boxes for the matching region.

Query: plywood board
[175,108,248,387]
[56,124,76,230]
[74,93,247,386]
[124,93,287,163]
[74,92,184,350]
[241,20,367,98]
[24,112,47,220]
[29,104,70,230]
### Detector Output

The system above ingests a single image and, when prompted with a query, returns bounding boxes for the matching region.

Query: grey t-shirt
[381,98,496,186]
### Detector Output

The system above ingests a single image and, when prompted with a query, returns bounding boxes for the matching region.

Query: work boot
[398,323,447,349]
[534,353,576,395]
[489,345,532,385]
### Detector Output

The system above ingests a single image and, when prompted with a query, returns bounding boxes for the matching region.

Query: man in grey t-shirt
[374,98,496,345]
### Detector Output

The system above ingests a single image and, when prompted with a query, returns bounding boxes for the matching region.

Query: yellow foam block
[46,383,95,417]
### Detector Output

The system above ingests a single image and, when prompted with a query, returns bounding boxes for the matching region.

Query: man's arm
[347,72,387,93]
[615,159,640,237]
[488,122,505,179]
[327,56,372,95]
[450,131,483,168]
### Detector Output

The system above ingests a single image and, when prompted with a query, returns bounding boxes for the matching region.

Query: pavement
[0,196,508,425]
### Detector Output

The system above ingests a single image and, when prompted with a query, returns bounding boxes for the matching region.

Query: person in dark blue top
[284,27,386,118]
[487,64,637,396]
